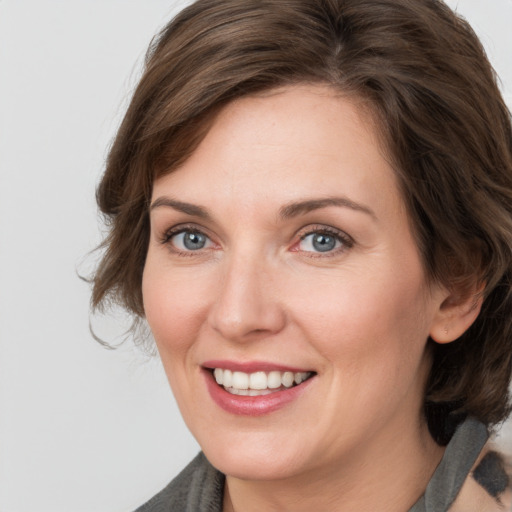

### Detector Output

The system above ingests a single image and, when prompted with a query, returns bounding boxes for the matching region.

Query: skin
[142,85,480,511]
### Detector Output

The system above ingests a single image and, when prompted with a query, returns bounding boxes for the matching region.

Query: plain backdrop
[0,1,511,511]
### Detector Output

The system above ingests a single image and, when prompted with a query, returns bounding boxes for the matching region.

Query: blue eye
[169,230,212,251]
[299,231,344,253]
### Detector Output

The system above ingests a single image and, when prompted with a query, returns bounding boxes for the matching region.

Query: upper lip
[202,360,314,373]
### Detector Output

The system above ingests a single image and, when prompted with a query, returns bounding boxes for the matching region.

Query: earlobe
[429,286,484,344]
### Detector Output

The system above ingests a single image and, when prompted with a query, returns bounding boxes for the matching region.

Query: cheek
[141,260,217,416]
[290,263,432,379]
[142,259,213,357]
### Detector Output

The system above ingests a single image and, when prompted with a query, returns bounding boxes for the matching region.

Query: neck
[223,417,444,512]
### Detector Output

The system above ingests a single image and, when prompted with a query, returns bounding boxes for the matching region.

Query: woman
[92,0,512,510]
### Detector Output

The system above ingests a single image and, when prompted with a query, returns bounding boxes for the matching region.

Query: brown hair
[93,0,512,441]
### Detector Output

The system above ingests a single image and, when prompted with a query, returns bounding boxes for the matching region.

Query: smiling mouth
[211,368,315,396]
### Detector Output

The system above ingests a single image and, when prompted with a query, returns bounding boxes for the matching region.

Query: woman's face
[143,85,448,480]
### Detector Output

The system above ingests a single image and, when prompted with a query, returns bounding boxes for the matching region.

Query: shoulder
[449,443,512,512]
[134,453,225,512]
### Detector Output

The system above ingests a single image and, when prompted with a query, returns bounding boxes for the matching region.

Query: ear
[429,283,484,344]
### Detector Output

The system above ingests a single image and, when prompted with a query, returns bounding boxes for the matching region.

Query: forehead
[153,85,403,221]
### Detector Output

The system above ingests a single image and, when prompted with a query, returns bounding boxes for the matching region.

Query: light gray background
[0,1,511,511]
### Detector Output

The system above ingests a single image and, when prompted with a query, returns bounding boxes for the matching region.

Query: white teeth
[267,371,282,389]
[212,368,312,393]
[225,388,274,396]
[214,368,223,385]
[232,371,249,389]
[295,372,309,384]
[282,371,294,388]
[248,389,273,396]
[223,369,233,387]
[249,371,267,390]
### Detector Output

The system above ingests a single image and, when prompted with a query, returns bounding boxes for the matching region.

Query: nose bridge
[208,242,286,341]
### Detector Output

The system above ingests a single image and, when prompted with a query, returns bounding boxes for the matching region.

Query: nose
[207,251,287,342]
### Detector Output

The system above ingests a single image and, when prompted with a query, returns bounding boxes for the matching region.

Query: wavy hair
[92,0,512,442]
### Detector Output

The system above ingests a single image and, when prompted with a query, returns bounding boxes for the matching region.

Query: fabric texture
[135,452,224,512]
[409,417,488,511]
[134,418,510,512]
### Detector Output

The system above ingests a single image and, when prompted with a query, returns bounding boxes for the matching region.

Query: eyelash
[160,224,214,256]
[159,224,354,257]
[295,225,354,257]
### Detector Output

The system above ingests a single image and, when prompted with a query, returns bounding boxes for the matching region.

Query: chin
[199,431,312,481]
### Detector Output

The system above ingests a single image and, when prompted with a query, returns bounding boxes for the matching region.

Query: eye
[299,232,340,252]
[296,227,353,255]
[165,229,213,252]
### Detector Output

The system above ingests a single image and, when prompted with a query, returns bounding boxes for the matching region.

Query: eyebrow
[279,197,376,220]
[150,195,376,221]
[150,197,212,219]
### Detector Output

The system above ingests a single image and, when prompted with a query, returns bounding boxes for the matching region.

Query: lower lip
[203,370,314,416]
